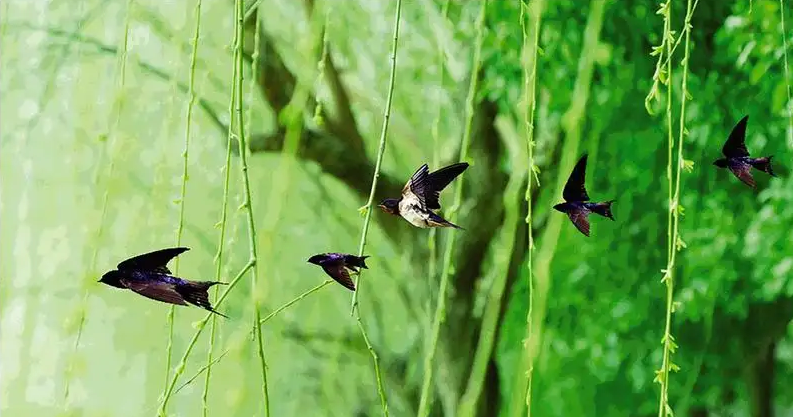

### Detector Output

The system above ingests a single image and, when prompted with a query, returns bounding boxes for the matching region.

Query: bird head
[377,198,400,215]
[713,158,729,168]
[307,254,325,265]
[98,270,125,288]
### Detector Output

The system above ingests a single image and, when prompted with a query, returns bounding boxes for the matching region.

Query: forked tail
[428,212,464,229]
[344,255,370,269]
[591,200,615,220]
[751,156,776,177]
[177,281,228,318]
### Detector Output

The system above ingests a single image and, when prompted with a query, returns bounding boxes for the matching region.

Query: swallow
[553,154,615,237]
[377,162,469,229]
[713,115,776,188]
[307,253,370,291]
[99,247,228,317]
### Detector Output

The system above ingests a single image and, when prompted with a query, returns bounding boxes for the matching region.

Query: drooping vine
[162,0,203,396]
[347,1,404,415]
[645,0,698,415]
[157,0,258,413]
[230,0,272,412]
[520,0,544,413]
[780,0,793,150]
[427,0,451,318]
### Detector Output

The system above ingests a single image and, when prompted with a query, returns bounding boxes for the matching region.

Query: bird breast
[399,194,430,228]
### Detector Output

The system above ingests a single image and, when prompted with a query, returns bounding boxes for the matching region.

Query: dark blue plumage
[378,162,468,229]
[99,247,227,317]
[307,253,370,291]
[553,154,615,237]
[713,115,777,188]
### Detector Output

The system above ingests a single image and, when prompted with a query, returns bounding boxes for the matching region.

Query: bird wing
[321,263,355,291]
[722,116,750,158]
[120,277,188,306]
[563,154,590,202]
[117,247,190,274]
[405,162,469,210]
[729,163,756,188]
[566,209,591,237]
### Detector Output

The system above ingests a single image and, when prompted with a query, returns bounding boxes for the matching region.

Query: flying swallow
[99,247,228,317]
[377,162,469,229]
[307,253,370,291]
[553,154,615,237]
[713,115,776,188]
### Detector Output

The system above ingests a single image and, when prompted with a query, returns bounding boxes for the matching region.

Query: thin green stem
[780,0,793,150]
[349,0,403,314]
[64,0,133,405]
[417,1,488,415]
[201,0,238,410]
[345,2,403,416]
[457,120,527,416]
[356,314,388,414]
[312,7,330,125]
[259,281,333,325]
[158,261,254,416]
[427,0,451,315]
[656,1,695,416]
[163,0,202,396]
[230,0,271,413]
[520,0,544,413]
[650,1,675,414]
[508,2,607,415]
[201,3,255,414]
[176,350,228,396]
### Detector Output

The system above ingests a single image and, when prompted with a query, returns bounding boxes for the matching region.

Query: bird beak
[377,204,386,209]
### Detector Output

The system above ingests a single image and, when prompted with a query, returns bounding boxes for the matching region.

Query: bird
[377,162,469,229]
[553,154,615,237]
[713,115,776,188]
[98,247,228,317]
[307,253,370,291]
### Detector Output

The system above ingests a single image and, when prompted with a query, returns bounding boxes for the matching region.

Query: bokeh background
[2,0,793,416]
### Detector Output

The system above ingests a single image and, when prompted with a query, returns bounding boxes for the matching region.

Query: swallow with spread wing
[99,247,227,317]
[307,253,370,291]
[713,115,776,188]
[553,154,615,237]
[378,162,469,229]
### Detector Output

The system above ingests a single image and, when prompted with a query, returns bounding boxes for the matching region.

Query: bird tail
[428,212,464,229]
[751,156,776,177]
[176,281,228,318]
[591,200,615,220]
[345,255,370,269]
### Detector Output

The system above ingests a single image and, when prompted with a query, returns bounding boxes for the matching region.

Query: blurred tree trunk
[747,341,775,417]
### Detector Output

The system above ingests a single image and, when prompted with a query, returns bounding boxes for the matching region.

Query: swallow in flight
[713,115,776,188]
[307,253,370,291]
[378,162,469,229]
[553,154,615,237]
[99,247,227,317]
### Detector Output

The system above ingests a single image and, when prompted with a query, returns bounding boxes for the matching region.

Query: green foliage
[3,0,793,416]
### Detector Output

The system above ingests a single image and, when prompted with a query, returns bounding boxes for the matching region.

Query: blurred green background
[2,0,793,416]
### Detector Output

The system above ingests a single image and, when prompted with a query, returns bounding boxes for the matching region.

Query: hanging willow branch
[519,0,544,413]
[346,1,403,415]
[157,1,267,414]
[163,0,203,398]
[650,1,697,416]
[229,0,272,413]
[780,0,793,150]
